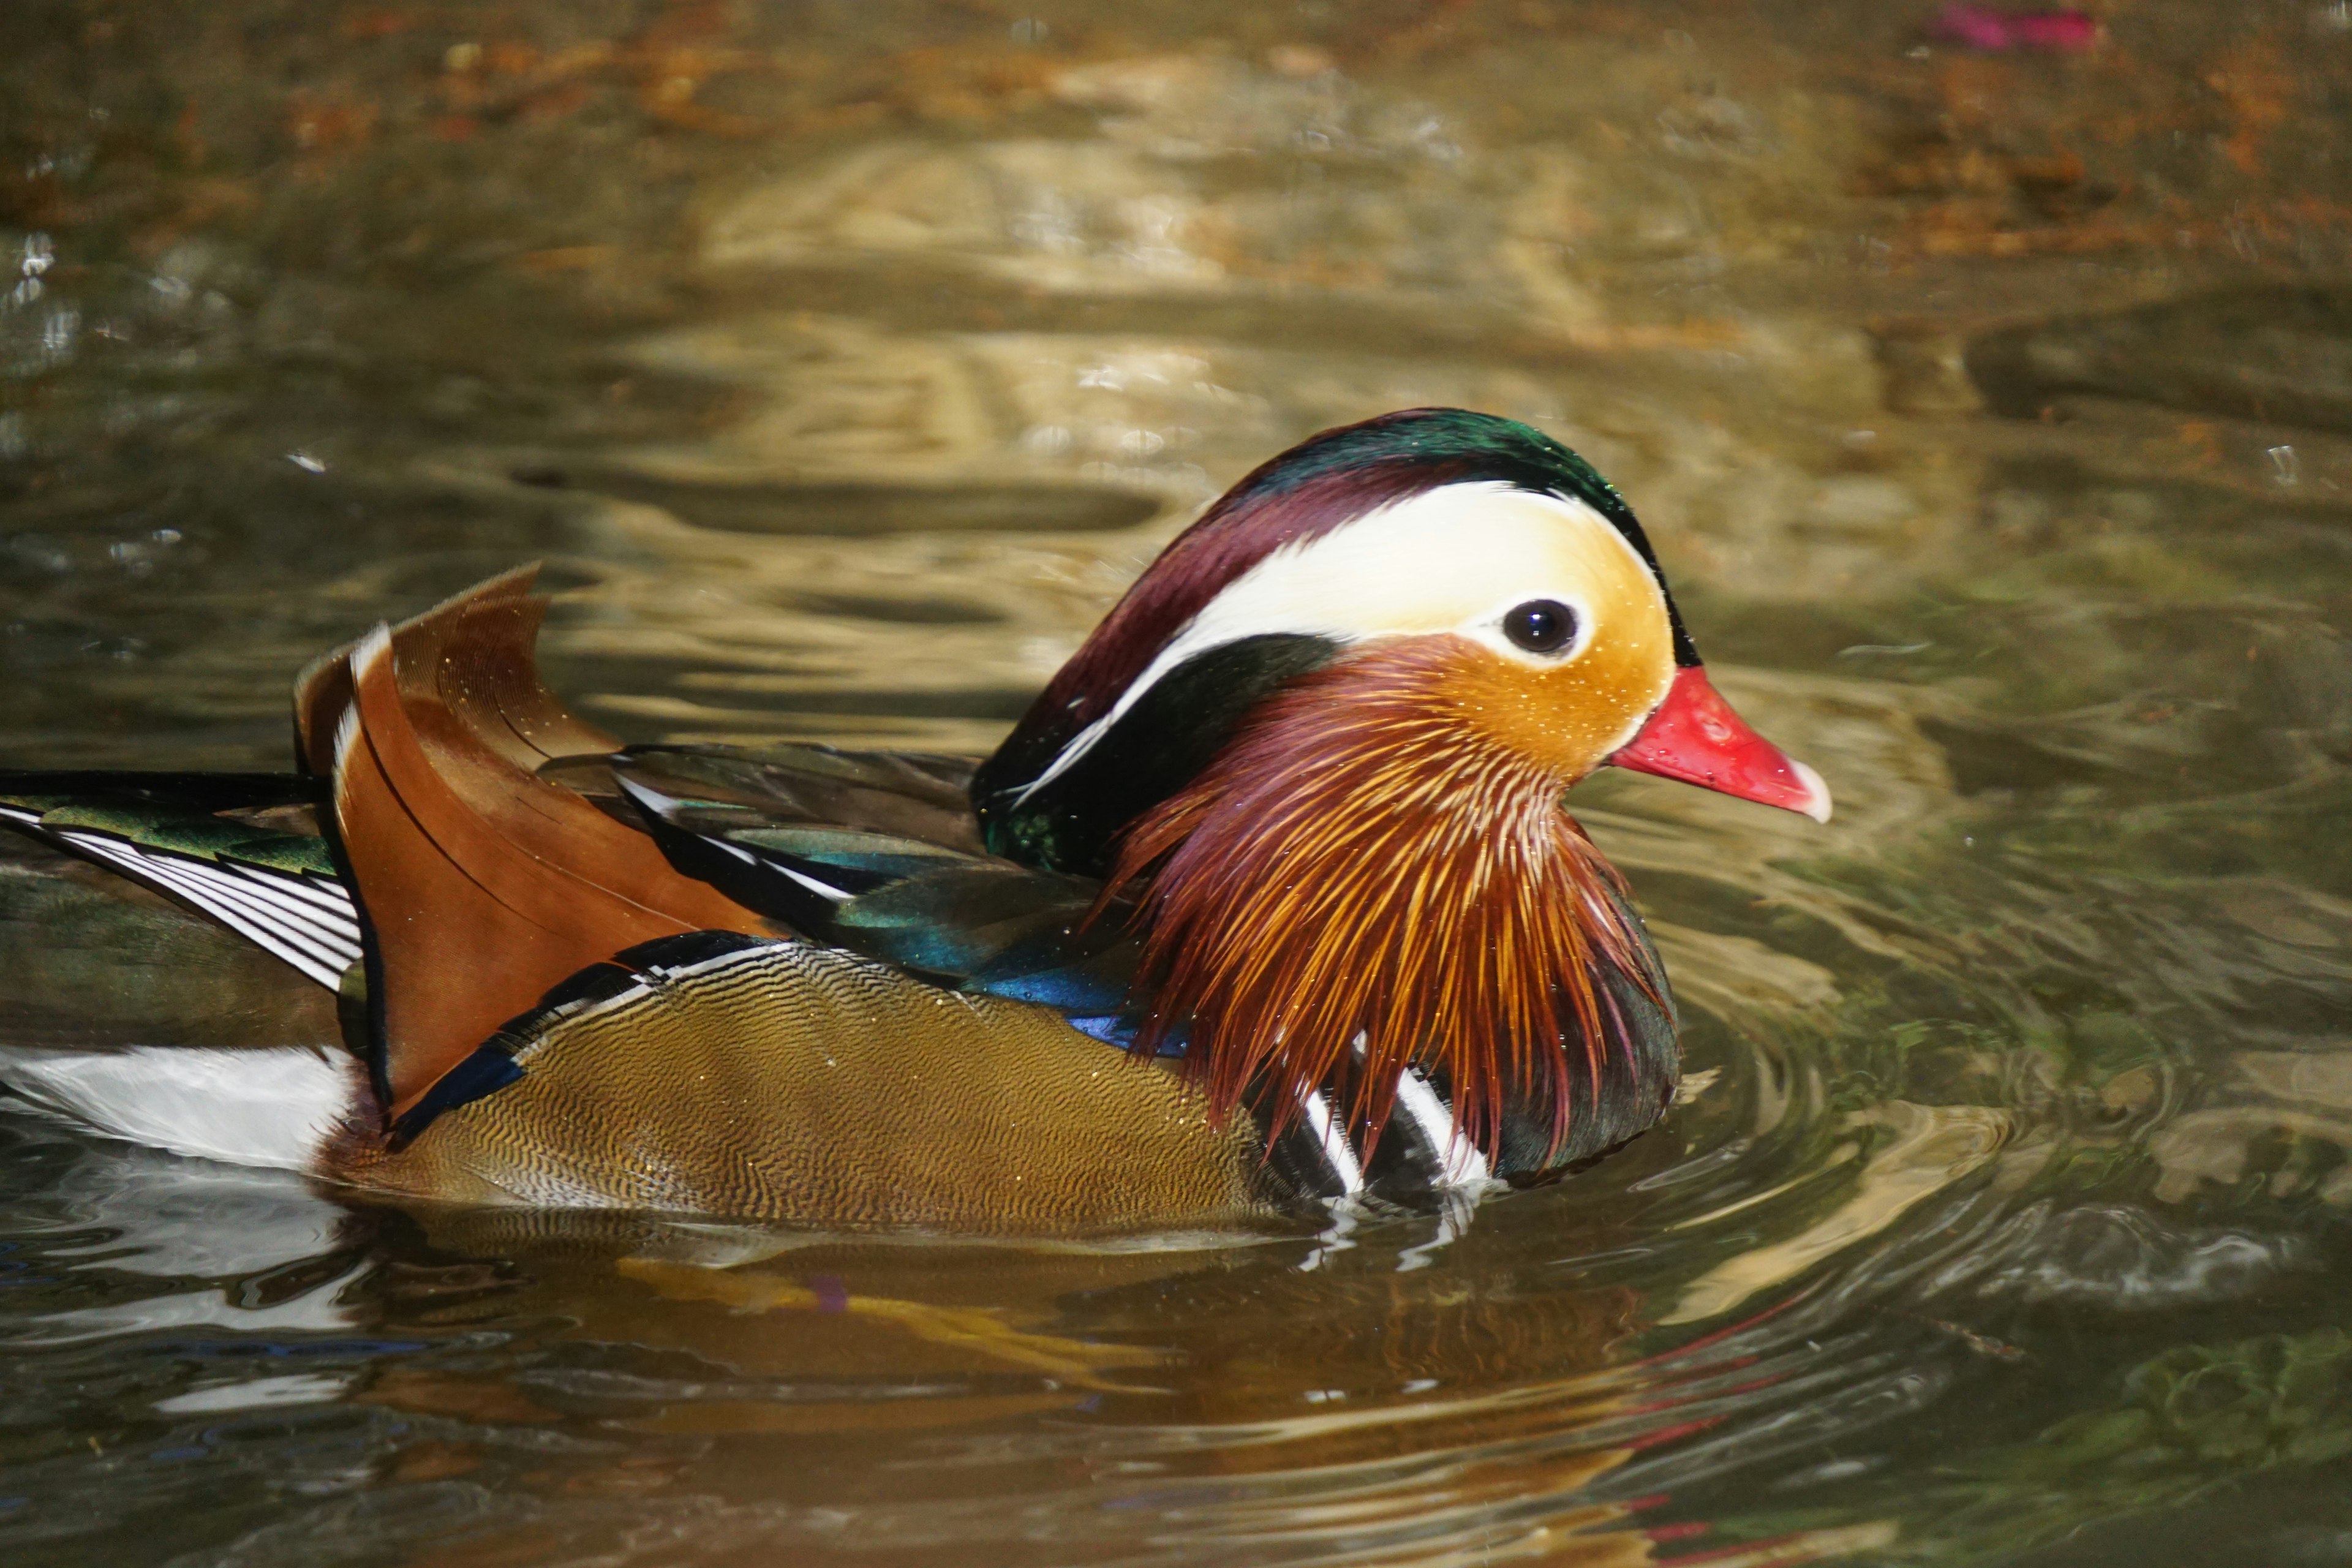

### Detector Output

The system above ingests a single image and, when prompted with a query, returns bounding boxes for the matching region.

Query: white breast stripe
[0,805,40,826]
[1394,1068,1492,1188]
[1299,1090,1365,1196]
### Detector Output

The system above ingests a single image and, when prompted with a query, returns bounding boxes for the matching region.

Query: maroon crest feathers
[1017,462,1449,757]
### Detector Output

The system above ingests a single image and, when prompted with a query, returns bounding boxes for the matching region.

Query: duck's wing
[0,771,360,991]
[312,571,1140,1116]
[551,742,986,852]
[579,743,1142,1026]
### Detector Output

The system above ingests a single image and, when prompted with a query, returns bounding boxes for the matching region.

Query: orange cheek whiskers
[1095,639,1672,1169]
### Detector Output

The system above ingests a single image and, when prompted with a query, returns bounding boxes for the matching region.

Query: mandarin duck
[0,410,1828,1232]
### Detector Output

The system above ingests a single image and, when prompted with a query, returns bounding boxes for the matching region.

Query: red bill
[1609,666,1831,823]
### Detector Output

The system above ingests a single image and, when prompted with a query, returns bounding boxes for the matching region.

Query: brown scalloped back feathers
[302,568,770,1115]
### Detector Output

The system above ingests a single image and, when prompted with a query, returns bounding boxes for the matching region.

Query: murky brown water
[7,1,2352,1563]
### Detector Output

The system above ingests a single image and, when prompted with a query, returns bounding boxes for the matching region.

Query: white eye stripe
[1012,482,1665,804]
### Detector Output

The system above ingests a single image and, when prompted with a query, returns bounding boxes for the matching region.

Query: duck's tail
[0,769,358,989]
[0,769,366,1169]
[0,567,778,1168]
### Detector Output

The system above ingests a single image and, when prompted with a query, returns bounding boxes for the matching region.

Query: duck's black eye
[1502,598,1578,655]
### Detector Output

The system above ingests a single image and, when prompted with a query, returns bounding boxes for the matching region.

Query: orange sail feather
[312,571,769,1115]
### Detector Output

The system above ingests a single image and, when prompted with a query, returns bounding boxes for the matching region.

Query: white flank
[1017,481,1673,801]
[0,1045,355,1172]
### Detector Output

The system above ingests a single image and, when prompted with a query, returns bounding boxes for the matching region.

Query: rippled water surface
[8,1,2352,1563]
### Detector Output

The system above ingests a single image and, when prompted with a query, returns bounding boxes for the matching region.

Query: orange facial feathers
[1101,636,1672,1166]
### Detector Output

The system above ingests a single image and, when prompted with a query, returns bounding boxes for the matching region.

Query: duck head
[971,409,1828,1168]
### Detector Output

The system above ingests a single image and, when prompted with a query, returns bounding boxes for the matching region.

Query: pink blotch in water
[1929,4,2102,53]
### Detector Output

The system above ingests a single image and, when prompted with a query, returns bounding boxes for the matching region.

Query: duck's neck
[1101,640,1679,1169]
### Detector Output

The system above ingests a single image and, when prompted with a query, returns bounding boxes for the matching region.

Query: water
[5,1,2352,1562]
